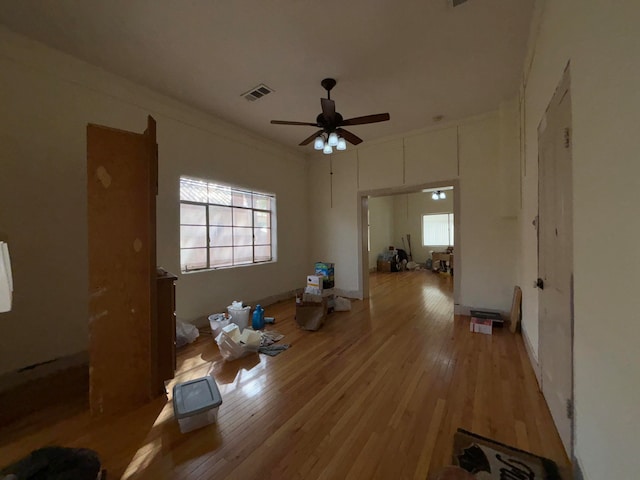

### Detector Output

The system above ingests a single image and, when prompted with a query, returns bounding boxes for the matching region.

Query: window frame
[179,177,276,273]
[422,212,454,247]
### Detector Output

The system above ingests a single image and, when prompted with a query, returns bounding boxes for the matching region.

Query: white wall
[0,28,308,375]
[308,152,360,295]
[367,196,394,269]
[308,112,519,313]
[519,1,640,478]
[393,191,454,264]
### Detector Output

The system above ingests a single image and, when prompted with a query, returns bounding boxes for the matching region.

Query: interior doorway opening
[358,180,461,306]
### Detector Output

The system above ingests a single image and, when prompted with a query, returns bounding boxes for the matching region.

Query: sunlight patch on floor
[121,434,163,479]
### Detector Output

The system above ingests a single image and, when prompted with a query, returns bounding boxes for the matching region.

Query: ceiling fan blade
[340,113,390,126]
[271,120,318,126]
[299,129,324,146]
[336,128,363,145]
[321,98,336,124]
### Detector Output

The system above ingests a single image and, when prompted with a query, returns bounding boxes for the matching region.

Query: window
[422,213,454,246]
[179,177,275,272]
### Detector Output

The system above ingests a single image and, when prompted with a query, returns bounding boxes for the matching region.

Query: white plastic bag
[176,321,199,348]
[334,296,352,312]
[215,323,261,361]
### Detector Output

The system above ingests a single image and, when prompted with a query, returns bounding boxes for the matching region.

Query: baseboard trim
[0,350,89,393]
[521,324,541,388]
[190,288,302,328]
[333,288,362,300]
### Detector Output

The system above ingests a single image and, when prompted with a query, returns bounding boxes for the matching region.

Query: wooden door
[87,116,158,415]
[537,66,573,455]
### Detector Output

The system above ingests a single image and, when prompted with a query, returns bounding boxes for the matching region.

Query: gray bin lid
[173,376,222,419]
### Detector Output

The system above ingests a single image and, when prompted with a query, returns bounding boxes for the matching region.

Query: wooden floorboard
[0,271,569,478]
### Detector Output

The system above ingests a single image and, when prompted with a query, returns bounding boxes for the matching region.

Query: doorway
[358,181,461,305]
[537,64,574,456]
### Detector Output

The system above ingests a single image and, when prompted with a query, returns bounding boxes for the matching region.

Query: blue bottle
[252,305,265,330]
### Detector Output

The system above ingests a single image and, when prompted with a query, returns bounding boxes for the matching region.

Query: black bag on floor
[1,447,104,480]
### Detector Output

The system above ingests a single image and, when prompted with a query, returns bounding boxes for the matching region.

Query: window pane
[449,215,455,245]
[180,178,208,202]
[233,227,253,246]
[209,205,232,226]
[209,226,232,247]
[181,248,207,271]
[208,185,232,205]
[255,245,271,262]
[422,214,453,246]
[233,208,252,227]
[254,211,270,228]
[232,191,252,208]
[210,247,233,268]
[180,177,277,270]
[181,226,207,248]
[254,227,270,245]
[180,203,206,225]
[253,194,272,210]
[234,246,253,265]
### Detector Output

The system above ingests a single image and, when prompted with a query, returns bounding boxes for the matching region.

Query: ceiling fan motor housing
[316,112,343,131]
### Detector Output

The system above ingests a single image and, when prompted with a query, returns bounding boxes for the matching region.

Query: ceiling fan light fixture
[336,137,347,151]
[323,144,333,154]
[314,136,325,150]
[432,192,439,200]
[439,191,446,199]
[270,78,390,149]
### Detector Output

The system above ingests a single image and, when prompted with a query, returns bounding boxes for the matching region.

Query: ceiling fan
[270,78,390,151]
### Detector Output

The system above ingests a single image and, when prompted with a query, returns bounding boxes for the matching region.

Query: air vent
[451,0,469,6]
[242,84,274,102]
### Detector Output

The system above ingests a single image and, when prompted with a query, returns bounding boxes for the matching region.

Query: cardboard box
[314,262,335,288]
[470,317,493,335]
[377,260,391,273]
[306,274,324,291]
[295,298,328,331]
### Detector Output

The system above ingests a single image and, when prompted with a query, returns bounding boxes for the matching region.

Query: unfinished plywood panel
[87,116,157,415]
[509,285,522,333]
[404,126,458,185]
[357,138,403,191]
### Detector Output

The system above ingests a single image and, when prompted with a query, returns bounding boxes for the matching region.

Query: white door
[537,66,573,455]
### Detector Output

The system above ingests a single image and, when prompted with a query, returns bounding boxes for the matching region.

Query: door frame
[357,179,461,304]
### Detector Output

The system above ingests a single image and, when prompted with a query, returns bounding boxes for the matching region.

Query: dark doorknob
[535,278,544,290]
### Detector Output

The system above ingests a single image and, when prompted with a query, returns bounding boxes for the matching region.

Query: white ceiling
[0,0,534,150]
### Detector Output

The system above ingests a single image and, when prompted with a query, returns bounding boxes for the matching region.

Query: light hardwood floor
[0,271,568,479]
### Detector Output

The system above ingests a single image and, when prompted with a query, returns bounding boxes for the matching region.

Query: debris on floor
[215,323,261,361]
[260,330,284,346]
[176,320,199,347]
[258,344,290,357]
[334,296,351,311]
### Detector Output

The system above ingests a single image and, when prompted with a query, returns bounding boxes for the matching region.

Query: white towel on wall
[0,241,13,313]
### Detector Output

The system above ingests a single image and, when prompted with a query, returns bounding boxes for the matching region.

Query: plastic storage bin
[173,376,223,433]
[227,305,251,331]
[208,313,230,337]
